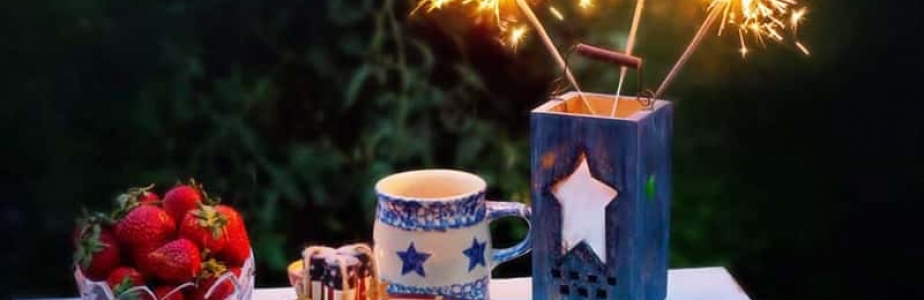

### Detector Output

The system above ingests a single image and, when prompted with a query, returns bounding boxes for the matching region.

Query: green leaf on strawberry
[194,205,228,239]
[74,223,104,269]
[112,184,158,219]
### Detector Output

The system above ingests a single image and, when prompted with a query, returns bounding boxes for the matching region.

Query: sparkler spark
[412,0,515,46]
[507,26,529,49]
[578,0,594,10]
[713,0,810,57]
[550,6,565,21]
[657,0,811,97]
[413,0,596,49]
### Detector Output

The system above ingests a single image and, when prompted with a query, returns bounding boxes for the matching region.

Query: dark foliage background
[2,0,922,299]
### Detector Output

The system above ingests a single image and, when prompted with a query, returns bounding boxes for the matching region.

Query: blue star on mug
[462,237,487,271]
[397,242,431,277]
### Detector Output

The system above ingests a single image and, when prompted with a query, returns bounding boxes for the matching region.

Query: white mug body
[372,170,530,300]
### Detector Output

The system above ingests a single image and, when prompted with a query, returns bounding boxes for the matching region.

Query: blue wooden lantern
[531,92,672,300]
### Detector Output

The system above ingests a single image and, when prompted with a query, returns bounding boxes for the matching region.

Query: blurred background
[2,0,922,299]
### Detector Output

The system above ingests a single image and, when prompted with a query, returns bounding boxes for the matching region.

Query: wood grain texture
[531,94,673,300]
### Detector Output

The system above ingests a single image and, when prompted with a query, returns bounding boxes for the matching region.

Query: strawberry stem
[200,258,229,279]
[111,183,156,220]
[193,204,228,239]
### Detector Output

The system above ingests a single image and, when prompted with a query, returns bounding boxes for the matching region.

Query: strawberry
[214,205,251,267]
[191,277,233,300]
[139,191,160,205]
[191,260,241,300]
[106,267,145,297]
[148,238,202,283]
[113,185,160,218]
[179,205,228,253]
[74,225,121,281]
[163,182,206,222]
[73,210,114,246]
[154,285,187,300]
[114,205,176,253]
[129,244,160,276]
[228,267,242,278]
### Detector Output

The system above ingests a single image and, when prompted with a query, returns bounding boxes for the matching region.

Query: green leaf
[327,0,373,25]
[454,64,486,92]
[344,65,371,109]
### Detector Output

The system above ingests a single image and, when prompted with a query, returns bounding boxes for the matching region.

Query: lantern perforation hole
[559,285,570,295]
[596,288,607,298]
[587,274,598,283]
[577,287,589,298]
[607,276,617,286]
[568,271,579,280]
[551,269,562,278]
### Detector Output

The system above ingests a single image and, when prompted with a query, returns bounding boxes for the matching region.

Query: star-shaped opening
[552,154,618,263]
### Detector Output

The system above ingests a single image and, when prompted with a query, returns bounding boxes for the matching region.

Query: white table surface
[26,267,749,300]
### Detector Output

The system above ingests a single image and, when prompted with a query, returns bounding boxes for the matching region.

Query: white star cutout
[552,155,618,263]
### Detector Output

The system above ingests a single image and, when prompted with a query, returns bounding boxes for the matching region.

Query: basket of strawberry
[73,180,255,300]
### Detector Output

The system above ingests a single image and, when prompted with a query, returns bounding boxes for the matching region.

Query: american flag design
[320,254,373,300]
[297,247,338,300]
[308,251,333,300]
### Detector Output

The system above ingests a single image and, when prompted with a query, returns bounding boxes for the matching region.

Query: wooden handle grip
[575,43,643,69]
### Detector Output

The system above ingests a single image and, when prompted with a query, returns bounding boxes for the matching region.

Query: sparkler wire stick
[514,0,594,114]
[612,0,646,116]
[655,1,726,98]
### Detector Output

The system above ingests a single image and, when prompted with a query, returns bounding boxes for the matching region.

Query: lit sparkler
[612,0,646,116]
[412,0,597,113]
[412,1,512,44]
[715,0,811,57]
[655,0,810,98]
[413,0,596,49]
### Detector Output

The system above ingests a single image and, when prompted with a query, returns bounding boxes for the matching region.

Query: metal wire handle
[548,44,655,111]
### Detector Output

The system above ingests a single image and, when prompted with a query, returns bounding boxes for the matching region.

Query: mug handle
[485,201,532,268]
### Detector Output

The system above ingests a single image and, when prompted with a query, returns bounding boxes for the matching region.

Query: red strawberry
[114,205,175,253]
[191,261,242,300]
[164,183,205,222]
[148,239,202,283]
[179,205,228,253]
[74,226,121,281]
[154,285,187,300]
[106,267,145,297]
[228,267,242,277]
[113,185,161,217]
[139,191,160,205]
[191,277,233,300]
[73,210,114,246]
[214,205,251,267]
[129,244,160,276]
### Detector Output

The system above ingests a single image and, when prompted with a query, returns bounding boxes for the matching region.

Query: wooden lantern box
[530,92,672,300]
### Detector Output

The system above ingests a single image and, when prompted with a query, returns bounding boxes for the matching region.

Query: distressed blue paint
[531,97,672,300]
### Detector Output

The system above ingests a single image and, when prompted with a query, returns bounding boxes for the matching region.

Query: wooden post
[531,93,672,300]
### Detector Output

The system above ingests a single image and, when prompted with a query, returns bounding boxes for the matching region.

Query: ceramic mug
[373,170,532,300]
